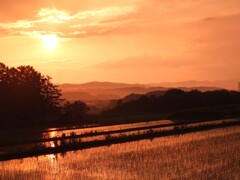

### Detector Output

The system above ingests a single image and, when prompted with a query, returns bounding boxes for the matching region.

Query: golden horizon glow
[41,34,59,51]
[0,1,240,86]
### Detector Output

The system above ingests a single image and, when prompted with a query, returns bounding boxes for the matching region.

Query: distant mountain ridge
[59,81,147,91]
[151,79,239,90]
[59,81,225,103]
[59,79,238,92]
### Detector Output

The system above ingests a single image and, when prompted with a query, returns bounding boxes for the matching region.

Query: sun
[41,34,59,50]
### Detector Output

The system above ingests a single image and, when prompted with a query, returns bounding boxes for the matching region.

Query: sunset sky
[1,0,240,84]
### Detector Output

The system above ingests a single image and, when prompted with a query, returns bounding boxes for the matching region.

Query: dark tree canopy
[61,101,89,123]
[0,62,62,124]
[106,89,240,115]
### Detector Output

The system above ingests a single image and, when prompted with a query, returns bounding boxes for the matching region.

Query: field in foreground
[0,126,240,179]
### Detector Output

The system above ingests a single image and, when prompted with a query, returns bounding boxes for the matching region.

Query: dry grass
[0,126,240,180]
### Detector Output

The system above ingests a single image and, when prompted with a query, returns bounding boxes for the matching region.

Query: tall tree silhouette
[0,63,62,125]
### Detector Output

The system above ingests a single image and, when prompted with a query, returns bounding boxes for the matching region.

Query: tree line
[1,62,240,127]
[105,89,240,115]
[0,63,88,127]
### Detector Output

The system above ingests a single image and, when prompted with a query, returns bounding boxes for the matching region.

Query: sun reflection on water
[49,131,57,138]
[48,131,57,148]
[48,154,56,163]
[46,131,59,173]
[47,153,58,175]
[50,141,55,148]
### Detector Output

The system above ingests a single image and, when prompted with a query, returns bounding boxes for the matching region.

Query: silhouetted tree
[0,62,62,125]
[61,101,89,123]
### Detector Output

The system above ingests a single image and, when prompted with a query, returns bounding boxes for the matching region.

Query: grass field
[0,126,240,179]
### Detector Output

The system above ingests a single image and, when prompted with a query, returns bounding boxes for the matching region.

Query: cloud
[0,6,136,38]
[1,0,240,39]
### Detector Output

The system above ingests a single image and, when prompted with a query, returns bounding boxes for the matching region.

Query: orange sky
[1,0,240,83]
